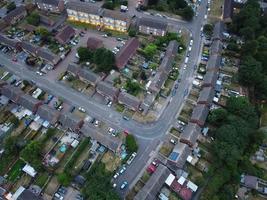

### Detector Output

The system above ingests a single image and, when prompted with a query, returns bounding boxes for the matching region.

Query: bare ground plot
[132,111,157,123]
[126,180,145,200]
[44,175,59,196]
[159,142,174,157]
[208,0,224,23]
[101,151,121,172]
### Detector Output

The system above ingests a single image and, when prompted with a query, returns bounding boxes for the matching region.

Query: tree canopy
[125,134,138,153]
[27,13,40,26]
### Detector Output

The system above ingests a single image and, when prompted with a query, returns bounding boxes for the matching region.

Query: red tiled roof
[55,25,75,44]
[179,187,193,200]
[115,38,139,69]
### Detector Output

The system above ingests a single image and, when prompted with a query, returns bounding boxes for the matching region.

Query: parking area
[64,187,82,200]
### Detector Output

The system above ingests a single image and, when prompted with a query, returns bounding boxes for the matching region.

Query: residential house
[66,1,130,32]
[58,112,84,131]
[17,189,43,200]
[115,38,139,69]
[81,124,122,153]
[165,40,179,57]
[118,92,141,111]
[202,71,218,88]
[134,164,171,200]
[3,6,27,25]
[197,87,215,106]
[206,54,221,72]
[212,21,224,41]
[0,85,23,103]
[223,0,233,22]
[96,81,120,101]
[36,0,64,13]
[67,63,80,76]
[20,41,61,66]
[36,104,60,125]
[167,142,191,169]
[101,9,130,32]
[0,34,20,51]
[180,123,201,148]
[78,68,101,87]
[17,94,42,113]
[148,71,168,94]
[190,104,209,127]
[87,37,103,50]
[40,14,56,26]
[55,25,75,44]
[138,17,168,36]
[66,1,102,26]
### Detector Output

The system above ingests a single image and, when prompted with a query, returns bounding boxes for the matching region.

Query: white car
[189,39,193,46]
[94,120,99,127]
[36,71,43,76]
[107,101,112,107]
[112,183,117,188]
[119,165,126,174]
[78,107,86,113]
[102,34,108,38]
[113,172,119,179]
[183,64,187,70]
[204,14,207,19]
[188,46,192,52]
[126,152,137,165]
[108,127,115,134]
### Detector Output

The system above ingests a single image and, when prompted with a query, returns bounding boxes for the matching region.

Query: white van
[185,56,189,64]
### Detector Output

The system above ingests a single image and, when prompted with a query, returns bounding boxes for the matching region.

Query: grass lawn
[261,104,267,127]
[7,159,25,182]
[115,104,125,113]
[209,0,224,23]
[140,171,151,183]
[170,127,181,138]
[101,151,121,172]
[159,144,173,157]
[35,171,50,188]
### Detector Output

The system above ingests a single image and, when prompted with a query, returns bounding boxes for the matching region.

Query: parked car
[78,107,86,113]
[113,172,119,179]
[119,165,126,174]
[120,181,128,190]
[170,139,177,145]
[126,152,137,165]
[108,127,115,135]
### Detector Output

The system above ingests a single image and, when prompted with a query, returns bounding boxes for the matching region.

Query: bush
[181,6,194,21]
[128,29,137,37]
[125,134,138,153]
[27,13,40,26]
[57,172,71,186]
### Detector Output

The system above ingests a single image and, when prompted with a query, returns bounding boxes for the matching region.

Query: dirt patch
[44,175,59,196]
[101,151,121,172]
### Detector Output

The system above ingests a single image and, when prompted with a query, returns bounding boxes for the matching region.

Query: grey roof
[165,40,179,57]
[96,81,119,99]
[202,71,218,87]
[0,34,20,49]
[180,123,201,144]
[21,41,38,54]
[17,94,41,112]
[67,63,79,75]
[206,54,221,72]
[190,104,209,127]
[55,25,75,44]
[17,189,43,200]
[118,92,141,110]
[212,21,224,40]
[78,68,100,85]
[0,85,22,103]
[58,112,83,131]
[102,8,130,22]
[134,164,171,200]
[138,17,168,30]
[159,54,174,74]
[67,0,101,15]
[81,124,122,152]
[148,71,168,94]
[210,40,223,56]
[242,175,258,189]
[3,6,26,24]
[36,104,60,124]
[197,86,215,105]
[223,0,233,20]
[36,0,60,6]
[36,48,61,65]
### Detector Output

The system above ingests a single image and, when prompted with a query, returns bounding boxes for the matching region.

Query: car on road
[94,120,100,127]
[188,46,192,52]
[36,71,43,76]
[123,116,130,121]
[108,127,115,135]
[78,107,86,113]
[120,181,128,190]
[119,165,126,174]
[107,101,112,107]
[15,80,22,87]
[189,39,193,46]
[116,37,123,41]
[126,152,137,165]
[174,83,179,89]
[183,64,187,70]
[113,172,119,179]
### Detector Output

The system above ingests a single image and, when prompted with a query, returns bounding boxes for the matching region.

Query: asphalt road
[0,0,208,197]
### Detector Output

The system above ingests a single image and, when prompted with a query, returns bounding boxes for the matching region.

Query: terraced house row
[66,0,130,32]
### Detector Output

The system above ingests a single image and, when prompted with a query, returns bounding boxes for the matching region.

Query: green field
[7,159,25,182]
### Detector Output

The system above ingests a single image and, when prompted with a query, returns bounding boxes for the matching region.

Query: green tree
[77,47,93,62]
[182,6,194,21]
[6,2,16,13]
[208,108,228,126]
[143,44,157,59]
[4,136,19,155]
[27,13,40,26]
[57,172,72,186]
[20,141,42,169]
[36,27,51,43]
[128,29,137,37]
[125,134,138,153]
[125,79,141,96]
[93,48,115,73]
[203,24,214,37]
[140,70,147,80]
[238,56,262,87]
